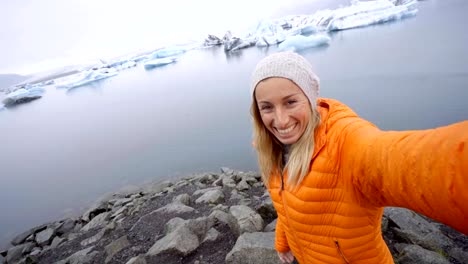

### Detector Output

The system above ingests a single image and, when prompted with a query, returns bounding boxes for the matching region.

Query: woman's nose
[274,108,289,126]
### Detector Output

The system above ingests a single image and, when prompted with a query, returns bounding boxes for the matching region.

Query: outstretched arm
[343,120,468,234]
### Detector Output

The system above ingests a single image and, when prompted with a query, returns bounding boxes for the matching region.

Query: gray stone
[113,198,133,207]
[81,229,105,247]
[54,246,98,264]
[256,196,277,220]
[173,193,191,205]
[230,205,264,234]
[222,175,236,188]
[193,187,222,196]
[264,219,277,232]
[6,244,28,263]
[236,180,251,191]
[11,224,47,245]
[395,244,450,264]
[30,248,41,256]
[147,226,199,256]
[253,182,264,188]
[202,228,220,243]
[81,212,110,232]
[105,236,130,263]
[221,167,235,175]
[381,215,389,233]
[226,232,281,264]
[195,190,225,204]
[448,247,468,264]
[209,210,240,237]
[81,202,109,222]
[242,175,258,185]
[155,203,195,214]
[164,217,187,234]
[385,207,452,251]
[50,236,65,249]
[142,180,173,194]
[21,242,35,255]
[56,219,76,235]
[126,255,147,264]
[111,206,128,219]
[36,227,56,247]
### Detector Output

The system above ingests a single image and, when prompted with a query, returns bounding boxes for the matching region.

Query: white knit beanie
[251,52,320,107]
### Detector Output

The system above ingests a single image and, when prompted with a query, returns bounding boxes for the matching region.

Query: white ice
[2,87,45,105]
[56,68,118,89]
[144,57,177,69]
[150,47,186,59]
[279,34,331,52]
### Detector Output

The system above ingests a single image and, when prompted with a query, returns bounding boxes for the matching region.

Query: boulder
[105,235,130,263]
[230,205,264,234]
[209,210,240,237]
[448,247,468,264]
[36,227,56,247]
[154,202,195,214]
[6,244,29,263]
[142,180,173,194]
[11,224,47,245]
[54,246,98,264]
[195,189,225,204]
[126,255,147,264]
[147,225,199,256]
[56,219,76,235]
[193,187,222,196]
[81,229,106,247]
[50,236,65,249]
[256,196,277,220]
[225,232,281,264]
[236,180,250,191]
[264,219,277,232]
[394,244,450,264]
[202,228,221,243]
[173,193,191,205]
[81,212,110,232]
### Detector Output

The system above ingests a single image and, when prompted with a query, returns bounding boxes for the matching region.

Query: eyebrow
[257,93,301,104]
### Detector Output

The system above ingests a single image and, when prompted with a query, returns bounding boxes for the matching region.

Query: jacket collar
[312,98,330,161]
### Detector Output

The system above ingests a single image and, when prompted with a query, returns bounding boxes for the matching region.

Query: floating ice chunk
[279,34,330,52]
[144,57,177,69]
[57,68,118,89]
[151,47,186,59]
[117,60,137,70]
[300,24,319,35]
[0,104,5,110]
[2,87,45,106]
[204,35,222,46]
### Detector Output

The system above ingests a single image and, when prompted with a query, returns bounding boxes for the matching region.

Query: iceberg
[144,57,177,69]
[2,87,45,106]
[309,0,418,31]
[56,68,118,89]
[279,34,331,52]
[150,47,186,59]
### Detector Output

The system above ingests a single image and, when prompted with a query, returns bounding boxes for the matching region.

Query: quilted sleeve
[275,218,290,252]
[342,120,468,234]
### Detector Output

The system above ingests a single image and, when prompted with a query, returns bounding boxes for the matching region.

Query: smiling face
[254,77,312,145]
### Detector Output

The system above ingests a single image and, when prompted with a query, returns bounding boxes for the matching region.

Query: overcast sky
[0,0,317,75]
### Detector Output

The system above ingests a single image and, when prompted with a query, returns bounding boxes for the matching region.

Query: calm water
[1,0,467,250]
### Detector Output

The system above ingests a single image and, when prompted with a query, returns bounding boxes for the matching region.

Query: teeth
[277,125,295,134]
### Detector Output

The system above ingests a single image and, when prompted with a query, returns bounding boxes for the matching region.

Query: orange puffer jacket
[269,98,468,264]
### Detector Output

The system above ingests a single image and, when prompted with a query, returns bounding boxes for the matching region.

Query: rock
[253,182,264,188]
[6,244,29,263]
[147,225,199,256]
[81,212,110,232]
[154,202,195,214]
[230,205,264,234]
[195,189,225,204]
[126,255,147,264]
[256,196,277,220]
[111,206,128,219]
[381,215,389,233]
[105,235,130,263]
[56,219,76,235]
[35,227,56,247]
[448,247,468,264]
[142,180,173,194]
[54,246,98,264]
[385,207,452,251]
[81,202,109,222]
[221,167,235,175]
[112,197,133,207]
[264,219,277,232]
[225,232,280,264]
[222,175,237,188]
[202,228,220,243]
[173,193,191,205]
[236,180,250,191]
[193,187,222,196]
[394,244,450,264]
[20,242,35,255]
[81,228,105,247]
[50,236,65,249]
[11,224,47,245]
[209,210,240,237]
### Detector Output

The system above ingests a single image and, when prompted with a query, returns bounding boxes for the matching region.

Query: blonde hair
[251,97,321,189]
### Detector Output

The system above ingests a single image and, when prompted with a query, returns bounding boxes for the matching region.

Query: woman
[250,51,467,264]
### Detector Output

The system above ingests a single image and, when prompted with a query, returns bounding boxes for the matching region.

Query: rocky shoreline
[1,168,467,264]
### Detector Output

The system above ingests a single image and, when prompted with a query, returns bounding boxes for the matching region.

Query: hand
[277,250,295,263]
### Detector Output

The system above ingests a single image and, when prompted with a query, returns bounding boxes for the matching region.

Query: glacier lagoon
[1,0,468,251]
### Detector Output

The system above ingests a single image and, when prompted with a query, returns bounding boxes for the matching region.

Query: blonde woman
[250,51,467,264]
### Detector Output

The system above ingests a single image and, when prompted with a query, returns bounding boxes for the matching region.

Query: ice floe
[144,57,177,70]
[56,68,118,89]
[279,34,331,52]
[2,87,45,106]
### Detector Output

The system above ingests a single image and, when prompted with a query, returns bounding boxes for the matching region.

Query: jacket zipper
[334,240,350,264]
[280,171,306,262]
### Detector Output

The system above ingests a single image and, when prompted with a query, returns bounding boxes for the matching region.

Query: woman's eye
[260,105,272,111]
[287,100,297,105]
